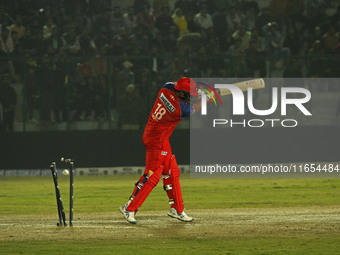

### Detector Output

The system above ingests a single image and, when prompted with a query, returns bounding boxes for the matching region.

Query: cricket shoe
[119,204,137,224]
[167,208,194,222]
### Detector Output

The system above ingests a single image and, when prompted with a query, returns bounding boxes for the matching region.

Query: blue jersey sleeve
[179,101,194,119]
[162,82,175,91]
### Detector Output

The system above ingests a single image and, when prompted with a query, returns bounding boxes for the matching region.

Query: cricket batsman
[119,77,200,224]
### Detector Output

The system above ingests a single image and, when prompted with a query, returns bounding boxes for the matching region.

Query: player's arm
[179,100,199,118]
[192,100,201,114]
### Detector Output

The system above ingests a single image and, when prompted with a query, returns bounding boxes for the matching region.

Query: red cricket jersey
[143,82,194,147]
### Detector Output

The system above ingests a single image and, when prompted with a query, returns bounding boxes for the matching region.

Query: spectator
[227,7,247,32]
[206,32,220,55]
[93,29,110,52]
[263,22,290,62]
[198,28,208,47]
[123,6,137,33]
[0,28,16,78]
[20,26,34,50]
[307,40,326,77]
[112,26,129,50]
[163,31,178,53]
[0,74,17,132]
[249,28,264,52]
[133,25,150,52]
[91,47,109,76]
[209,45,224,73]
[151,32,165,50]
[186,12,199,33]
[0,7,15,32]
[10,15,25,38]
[195,45,209,75]
[323,25,339,53]
[96,75,108,119]
[161,58,183,80]
[255,8,272,36]
[283,26,301,55]
[0,28,14,54]
[155,6,174,35]
[194,5,213,30]
[306,26,323,52]
[212,8,228,36]
[111,6,124,34]
[53,7,68,28]
[28,17,41,34]
[42,18,56,40]
[30,29,45,56]
[11,30,20,49]
[92,9,112,37]
[232,25,251,52]
[25,64,39,123]
[228,38,247,76]
[150,46,164,73]
[53,55,68,122]
[149,72,164,101]
[117,84,145,130]
[45,27,64,55]
[172,8,188,38]
[116,61,135,94]
[135,71,150,97]
[72,75,102,121]
[78,28,96,56]
[245,39,266,77]
[39,7,53,27]
[61,26,80,55]
[82,75,107,121]
[136,5,155,35]
[37,57,55,123]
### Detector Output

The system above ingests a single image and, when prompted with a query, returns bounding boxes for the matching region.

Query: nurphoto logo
[198,81,312,128]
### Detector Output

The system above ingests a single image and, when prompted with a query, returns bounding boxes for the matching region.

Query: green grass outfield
[0,175,339,254]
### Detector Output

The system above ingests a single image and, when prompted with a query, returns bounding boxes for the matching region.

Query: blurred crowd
[0,0,340,131]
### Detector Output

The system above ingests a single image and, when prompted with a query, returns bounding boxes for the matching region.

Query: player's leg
[128,173,149,205]
[120,167,162,224]
[125,143,162,207]
[169,155,184,213]
[119,146,163,223]
[126,165,163,212]
[161,143,176,209]
[167,155,193,222]
[126,139,174,211]
[125,147,164,211]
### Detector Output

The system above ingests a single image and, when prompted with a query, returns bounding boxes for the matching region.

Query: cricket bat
[218,78,265,96]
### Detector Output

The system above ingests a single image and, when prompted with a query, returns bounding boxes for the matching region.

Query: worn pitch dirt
[1,206,340,241]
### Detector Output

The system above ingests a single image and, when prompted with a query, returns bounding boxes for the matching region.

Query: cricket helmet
[174,77,198,97]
